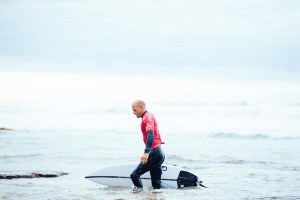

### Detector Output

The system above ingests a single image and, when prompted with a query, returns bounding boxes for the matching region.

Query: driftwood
[0,128,13,131]
[0,172,68,179]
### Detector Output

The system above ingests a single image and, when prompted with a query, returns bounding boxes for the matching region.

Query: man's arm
[141,130,154,164]
[144,130,154,153]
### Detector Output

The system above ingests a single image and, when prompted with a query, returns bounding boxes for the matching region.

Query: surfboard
[85,163,203,189]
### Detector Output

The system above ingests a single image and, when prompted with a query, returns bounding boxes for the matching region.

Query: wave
[210,158,277,165]
[165,155,208,170]
[157,102,253,108]
[78,107,129,114]
[0,154,42,159]
[165,155,300,172]
[166,154,197,163]
[165,155,197,167]
[209,158,300,171]
[206,132,300,140]
[253,196,300,200]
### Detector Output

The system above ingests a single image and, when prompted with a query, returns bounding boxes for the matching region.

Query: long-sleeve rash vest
[140,111,164,153]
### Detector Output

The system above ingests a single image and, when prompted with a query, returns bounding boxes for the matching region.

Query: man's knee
[130,172,139,179]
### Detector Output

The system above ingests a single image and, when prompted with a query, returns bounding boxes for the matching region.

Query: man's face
[132,104,144,118]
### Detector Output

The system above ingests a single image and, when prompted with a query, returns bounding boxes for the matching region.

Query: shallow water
[1,73,300,199]
[1,129,300,200]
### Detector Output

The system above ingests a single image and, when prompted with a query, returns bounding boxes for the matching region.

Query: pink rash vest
[141,111,165,149]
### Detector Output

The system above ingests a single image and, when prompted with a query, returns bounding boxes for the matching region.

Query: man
[131,100,165,192]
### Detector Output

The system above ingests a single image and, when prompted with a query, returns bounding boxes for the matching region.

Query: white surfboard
[85,163,203,189]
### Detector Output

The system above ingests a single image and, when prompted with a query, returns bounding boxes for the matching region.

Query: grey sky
[0,0,299,79]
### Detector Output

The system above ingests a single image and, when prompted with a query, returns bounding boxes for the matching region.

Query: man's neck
[141,110,147,118]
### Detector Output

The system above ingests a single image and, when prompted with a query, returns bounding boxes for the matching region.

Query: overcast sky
[0,0,299,79]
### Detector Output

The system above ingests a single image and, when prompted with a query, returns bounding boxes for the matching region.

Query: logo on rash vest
[146,115,154,130]
[146,123,154,130]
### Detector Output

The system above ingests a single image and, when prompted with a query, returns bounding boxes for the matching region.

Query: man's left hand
[141,153,149,164]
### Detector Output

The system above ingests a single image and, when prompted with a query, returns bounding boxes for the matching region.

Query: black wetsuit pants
[130,145,165,189]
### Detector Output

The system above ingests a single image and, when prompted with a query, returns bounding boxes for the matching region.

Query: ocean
[1,72,300,199]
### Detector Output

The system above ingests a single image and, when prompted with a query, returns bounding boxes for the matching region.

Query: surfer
[131,100,165,192]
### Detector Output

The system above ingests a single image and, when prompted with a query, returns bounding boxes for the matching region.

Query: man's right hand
[140,153,149,164]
